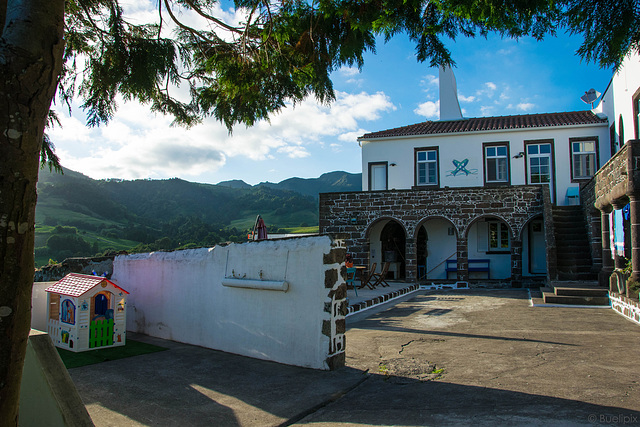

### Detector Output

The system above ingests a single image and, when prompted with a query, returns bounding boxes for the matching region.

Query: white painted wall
[595,51,640,147]
[112,235,342,370]
[423,219,457,280]
[31,282,53,332]
[361,123,609,205]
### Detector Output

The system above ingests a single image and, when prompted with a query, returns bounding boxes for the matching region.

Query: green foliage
[563,0,640,68]
[55,0,639,139]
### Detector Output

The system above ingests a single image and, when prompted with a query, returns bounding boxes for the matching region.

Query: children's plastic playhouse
[45,273,129,352]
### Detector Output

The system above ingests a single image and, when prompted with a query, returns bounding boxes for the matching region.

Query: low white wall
[112,235,347,370]
[31,282,54,332]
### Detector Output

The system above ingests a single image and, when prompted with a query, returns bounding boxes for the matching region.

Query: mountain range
[34,167,361,267]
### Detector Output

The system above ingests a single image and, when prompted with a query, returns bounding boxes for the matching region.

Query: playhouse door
[90,319,114,348]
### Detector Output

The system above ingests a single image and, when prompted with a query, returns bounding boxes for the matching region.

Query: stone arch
[463,214,515,239]
[364,216,408,239]
[413,215,458,239]
[518,213,544,240]
[365,217,408,279]
[464,214,514,280]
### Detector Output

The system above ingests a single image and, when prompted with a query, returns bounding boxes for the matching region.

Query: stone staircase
[552,206,597,281]
[538,281,610,306]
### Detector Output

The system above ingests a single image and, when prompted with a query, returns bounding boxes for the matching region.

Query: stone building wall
[591,140,640,288]
[319,185,546,286]
[34,256,116,282]
[580,177,602,276]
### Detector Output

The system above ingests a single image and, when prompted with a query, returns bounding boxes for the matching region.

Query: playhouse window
[61,299,76,325]
[49,294,60,320]
[488,221,510,251]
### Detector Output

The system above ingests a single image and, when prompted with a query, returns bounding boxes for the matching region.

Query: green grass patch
[281,226,319,234]
[57,339,168,369]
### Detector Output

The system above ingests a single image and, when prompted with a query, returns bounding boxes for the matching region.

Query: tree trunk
[0,0,64,424]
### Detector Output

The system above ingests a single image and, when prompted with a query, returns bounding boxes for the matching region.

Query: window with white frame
[484,145,509,183]
[416,149,438,186]
[571,139,597,180]
[488,221,510,251]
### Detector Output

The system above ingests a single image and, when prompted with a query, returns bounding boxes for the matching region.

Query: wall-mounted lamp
[513,152,524,159]
[390,163,397,167]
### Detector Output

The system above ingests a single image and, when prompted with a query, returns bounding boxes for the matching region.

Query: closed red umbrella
[252,215,268,240]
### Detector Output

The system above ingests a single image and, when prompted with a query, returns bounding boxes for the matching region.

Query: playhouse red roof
[45,273,129,297]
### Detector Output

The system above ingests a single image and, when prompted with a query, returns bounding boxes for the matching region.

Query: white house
[320,66,614,285]
[360,67,610,206]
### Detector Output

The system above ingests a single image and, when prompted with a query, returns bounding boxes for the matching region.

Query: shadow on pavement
[297,373,640,426]
[69,336,367,427]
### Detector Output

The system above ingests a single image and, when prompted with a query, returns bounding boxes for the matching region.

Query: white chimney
[439,66,463,121]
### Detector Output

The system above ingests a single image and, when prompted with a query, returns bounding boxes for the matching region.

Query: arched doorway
[367,219,406,279]
[522,216,547,276]
[467,216,512,280]
[417,218,457,280]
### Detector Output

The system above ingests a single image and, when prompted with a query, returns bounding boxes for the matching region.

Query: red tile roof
[45,273,129,297]
[360,111,607,140]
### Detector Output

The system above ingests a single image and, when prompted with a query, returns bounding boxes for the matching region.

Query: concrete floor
[69,288,640,426]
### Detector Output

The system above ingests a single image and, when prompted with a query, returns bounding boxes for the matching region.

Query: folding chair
[370,262,391,288]
[360,262,377,290]
[345,267,358,296]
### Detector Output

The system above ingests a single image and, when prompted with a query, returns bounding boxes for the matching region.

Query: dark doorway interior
[380,221,406,279]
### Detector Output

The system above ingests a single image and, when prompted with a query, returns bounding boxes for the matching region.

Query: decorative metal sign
[448,159,478,176]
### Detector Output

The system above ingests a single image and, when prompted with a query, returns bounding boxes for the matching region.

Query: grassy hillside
[35,168,360,267]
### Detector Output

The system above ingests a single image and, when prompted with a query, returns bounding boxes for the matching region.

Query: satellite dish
[580,88,601,107]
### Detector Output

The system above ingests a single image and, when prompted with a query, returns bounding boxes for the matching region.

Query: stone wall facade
[320,185,546,287]
[34,256,116,282]
[590,140,640,287]
[579,177,603,276]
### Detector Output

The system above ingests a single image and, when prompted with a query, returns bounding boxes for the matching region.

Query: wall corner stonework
[322,239,347,370]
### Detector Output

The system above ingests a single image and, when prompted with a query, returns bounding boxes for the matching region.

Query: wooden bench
[445,259,491,279]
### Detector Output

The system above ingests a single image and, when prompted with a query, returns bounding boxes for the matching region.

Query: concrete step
[555,236,590,244]
[542,292,610,306]
[556,256,592,264]
[554,287,609,297]
[557,271,599,281]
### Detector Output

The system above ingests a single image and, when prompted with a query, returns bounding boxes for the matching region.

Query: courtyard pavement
[69,288,640,426]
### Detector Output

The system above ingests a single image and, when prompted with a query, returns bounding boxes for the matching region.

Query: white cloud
[340,67,360,77]
[51,91,394,181]
[329,143,342,153]
[421,74,439,86]
[277,145,310,158]
[338,129,367,142]
[476,82,497,99]
[480,105,495,116]
[517,102,535,111]
[414,100,440,119]
[458,94,476,103]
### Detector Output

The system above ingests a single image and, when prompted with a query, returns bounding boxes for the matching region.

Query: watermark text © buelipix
[588,413,638,424]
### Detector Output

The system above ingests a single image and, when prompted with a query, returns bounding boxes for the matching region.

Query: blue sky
[49,2,613,185]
